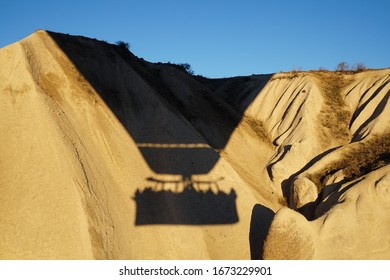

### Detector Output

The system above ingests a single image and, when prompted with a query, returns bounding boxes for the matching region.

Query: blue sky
[1,0,389,77]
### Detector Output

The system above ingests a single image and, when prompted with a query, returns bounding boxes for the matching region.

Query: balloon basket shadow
[134,178,238,225]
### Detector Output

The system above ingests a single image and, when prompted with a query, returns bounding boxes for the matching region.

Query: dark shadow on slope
[134,182,238,225]
[314,177,364,218]
[267,145,292,180]
[249,204,275,260]
[47,31,272,226]
[296,195,323,221]
[194,75,274,116]
[281,146,341,201]
[47,31,272,150]
[279,146,342,220]
[137,147,219,176]
[349,81,389,130]
[352,90,390,142]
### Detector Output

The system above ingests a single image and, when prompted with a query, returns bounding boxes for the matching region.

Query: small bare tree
[336,61,349,71]
[353,62,366,72]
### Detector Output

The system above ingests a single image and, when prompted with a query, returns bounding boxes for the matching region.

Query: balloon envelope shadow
[46,32,272,226]
[137,146,219,176]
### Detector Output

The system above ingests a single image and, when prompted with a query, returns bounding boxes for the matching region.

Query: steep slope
[0,30,277,259]
[0,30,389,259]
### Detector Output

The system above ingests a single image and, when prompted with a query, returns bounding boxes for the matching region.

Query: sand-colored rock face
[263,208,315,260]
[0,30,389,259]
[292,178,318,209]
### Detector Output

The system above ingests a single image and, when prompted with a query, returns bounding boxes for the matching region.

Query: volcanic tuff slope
[0,30,389,259]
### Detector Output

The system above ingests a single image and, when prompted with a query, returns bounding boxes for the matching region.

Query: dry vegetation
[313,71,354,145]
[306,131,390,192]
[270,72,307,81]
[243,116,273,146]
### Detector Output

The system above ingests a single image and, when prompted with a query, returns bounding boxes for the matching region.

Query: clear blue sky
[1,0,389,77]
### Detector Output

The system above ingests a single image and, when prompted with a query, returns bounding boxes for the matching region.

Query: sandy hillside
[0,30,389,259]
